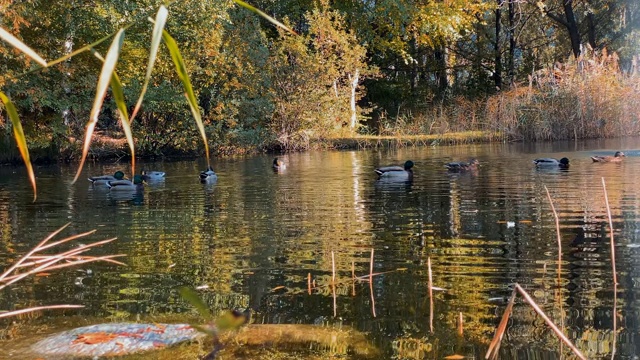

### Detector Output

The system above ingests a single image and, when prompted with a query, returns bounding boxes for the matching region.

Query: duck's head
[404,160,414,170]
[469,159,479,166]
[133,175,145,185]
[615,151,625,157]
[559,157,570,166]
[114,171,125,180]
[273,158,281,166]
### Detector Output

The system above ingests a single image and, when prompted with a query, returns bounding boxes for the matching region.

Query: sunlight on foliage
[0,91,36,201]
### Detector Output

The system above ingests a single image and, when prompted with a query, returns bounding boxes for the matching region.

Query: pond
[1,137,640,359]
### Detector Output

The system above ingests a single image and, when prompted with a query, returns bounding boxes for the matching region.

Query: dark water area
[2,138,640,358]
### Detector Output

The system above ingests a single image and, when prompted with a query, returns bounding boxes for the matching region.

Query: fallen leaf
[444,355,465,360]
[72,332,118,345]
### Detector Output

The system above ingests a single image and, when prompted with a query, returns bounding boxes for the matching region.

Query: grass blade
[0,27,47,66]
[73,29,125,183]
[0,91,36,201]
[232,0,297,35]
[179,287,212,319]
[0,305,83,319]
[110,72,136,176]
[130,6,169,123]
[162,30,210,166]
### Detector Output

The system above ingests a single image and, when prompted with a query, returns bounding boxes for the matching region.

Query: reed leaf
[0,92,36,201]
[162,30,210,166]
[72,28,125,183]
[179,287,212,320]
[109,72,136,175]
[0,27,47,66]
[232,0,297,35]
[130,6,169,123]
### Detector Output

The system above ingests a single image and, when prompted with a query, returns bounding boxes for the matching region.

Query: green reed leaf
[0,27,47,67]
[73,28,125,183]
[110,72,136,176]
[162,30,210,166]
[232,0,297,35]
[178,287,212,320]
[130,6,169,123]
[0,92,36,201]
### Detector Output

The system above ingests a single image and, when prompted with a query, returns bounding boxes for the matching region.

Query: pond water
[2,138,640,359]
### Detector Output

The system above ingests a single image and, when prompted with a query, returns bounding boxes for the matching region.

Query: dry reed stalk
[0,305,84,319]
[369,277,377,318]
[612,283,618,360]
[308,272,312,295]
[351,261,356,296]
[332,251,337,317]
[545,186,566,333]
[485,288,516,360]
[602,178,618,285]
[369,249,374,283]
[428,257,433,333]
[515,284,587,360]
[0,224,124,319]
[458,312,463,336]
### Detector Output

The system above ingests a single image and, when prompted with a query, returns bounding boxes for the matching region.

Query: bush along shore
[1,0,638,165]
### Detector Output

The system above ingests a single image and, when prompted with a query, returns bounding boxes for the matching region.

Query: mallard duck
[107,175,145,191]
[533,157,570,169]
[272,158,286,171]
[141,170,166,181]
[88,171,126,186]
[375,160,414,181]
[445,158,479,171]
[200,166,217,183]
[591,151,625,163]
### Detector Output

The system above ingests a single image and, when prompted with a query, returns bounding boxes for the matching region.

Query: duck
[591,151,625,163]
[533,157,570,169]
[107,174,145,191]
[272,158,286,171]
[141,170,166,181]
[375,160,414,181]
[88,171,126,186]
[445,158,479,171]
[200,166,218,183]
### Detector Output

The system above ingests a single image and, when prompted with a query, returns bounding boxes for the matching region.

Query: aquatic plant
[0,223,125,319]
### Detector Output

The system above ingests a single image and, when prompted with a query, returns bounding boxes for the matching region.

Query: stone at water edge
[31,323,203,357]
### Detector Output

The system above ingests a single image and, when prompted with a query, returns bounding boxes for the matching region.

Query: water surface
[2,138,640,358]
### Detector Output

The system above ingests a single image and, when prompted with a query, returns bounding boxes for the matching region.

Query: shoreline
[0,131,500,166]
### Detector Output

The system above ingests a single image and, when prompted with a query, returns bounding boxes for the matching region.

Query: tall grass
[386,49,640,142]
[487,49,640,140]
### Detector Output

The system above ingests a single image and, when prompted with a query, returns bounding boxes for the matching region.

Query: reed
[0,223,124,318]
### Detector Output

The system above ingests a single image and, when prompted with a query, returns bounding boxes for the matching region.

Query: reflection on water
[2,138,640,358]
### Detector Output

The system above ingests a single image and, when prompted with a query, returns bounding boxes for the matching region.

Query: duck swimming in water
[107,175,145,191]
[141,170,166,181]
[272,158,287,171]
[375,160,414,181]
[445,159,479,172]
[591,151,625,163]
[200,166,217,183]
[533,157,570,169]
[88,171,126,186]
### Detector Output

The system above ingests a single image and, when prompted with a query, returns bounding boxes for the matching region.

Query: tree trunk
[508,0,515,84]
[435,48,449,95]
[349,69,360,129]
[494,0,504,90]
[587,11,597,49]
[563,0,582,57]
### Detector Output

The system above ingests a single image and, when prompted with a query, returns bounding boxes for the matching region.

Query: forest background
[1,0,640,162]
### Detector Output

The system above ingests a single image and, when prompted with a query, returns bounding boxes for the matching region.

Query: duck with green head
[533,157,570,169]
[200,166,217,183]
[88,171,126,186]
[107,175,145,191]
[375,160,414,181]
